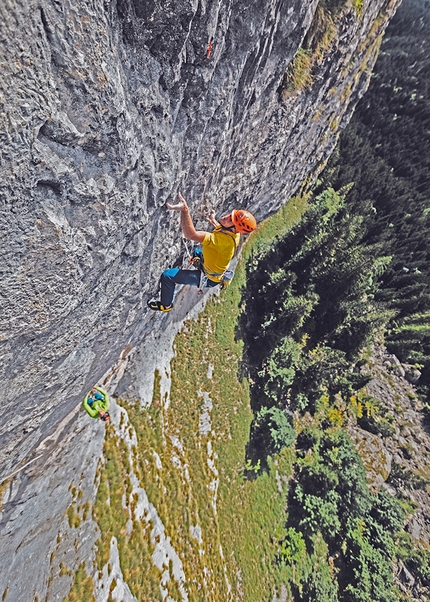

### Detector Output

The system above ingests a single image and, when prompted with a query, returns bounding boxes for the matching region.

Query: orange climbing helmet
[231,209,257,234]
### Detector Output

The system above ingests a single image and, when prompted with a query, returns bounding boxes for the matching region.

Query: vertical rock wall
[0,0,399,478]
[0,0,400,599]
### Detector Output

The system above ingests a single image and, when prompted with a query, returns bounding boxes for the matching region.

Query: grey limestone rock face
[0,0,400,479]
[0,0,401,599]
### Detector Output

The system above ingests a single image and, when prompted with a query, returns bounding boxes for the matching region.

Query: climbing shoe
[147,300,173,312]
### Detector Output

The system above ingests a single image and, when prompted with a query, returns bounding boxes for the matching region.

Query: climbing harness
[220,269,234,290]
[191,235,236,293]
[181,227,239,294]
[145,226,237,317]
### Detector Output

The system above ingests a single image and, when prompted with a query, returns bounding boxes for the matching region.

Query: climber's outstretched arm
[166,192,206,243]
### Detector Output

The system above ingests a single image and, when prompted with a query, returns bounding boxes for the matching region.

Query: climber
[206,38,214,58]
[82,386,110,421]
[147,191,257,312]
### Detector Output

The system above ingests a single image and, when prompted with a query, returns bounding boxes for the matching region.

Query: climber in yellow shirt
[147,192,257,312]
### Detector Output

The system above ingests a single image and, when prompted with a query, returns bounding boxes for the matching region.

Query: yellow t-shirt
[201,228,240,282]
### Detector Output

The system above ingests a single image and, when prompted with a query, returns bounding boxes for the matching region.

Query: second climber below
[147,192,257,312]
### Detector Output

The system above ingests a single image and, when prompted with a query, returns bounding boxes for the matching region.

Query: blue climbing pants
[160,269,218,306]
[160,248,219,306]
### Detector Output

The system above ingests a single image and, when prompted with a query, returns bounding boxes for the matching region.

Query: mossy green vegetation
[64,195,307,601]
[282,48,314,94]
[281,0,347,96]
[93,425,162,601]
[0,478,10,513]
[62,562,94,602]
[281,0,379,98]
[397,532,430,587]
[352,0,364,16]
[65,486,92,530]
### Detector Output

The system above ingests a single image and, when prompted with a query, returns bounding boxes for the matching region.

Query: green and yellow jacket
[82,387,109,418]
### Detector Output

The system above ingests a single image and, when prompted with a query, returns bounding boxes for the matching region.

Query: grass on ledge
[65,194,309,601]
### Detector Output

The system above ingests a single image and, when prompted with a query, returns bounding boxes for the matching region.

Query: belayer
[82,386,110,421]
[147,192,257,312]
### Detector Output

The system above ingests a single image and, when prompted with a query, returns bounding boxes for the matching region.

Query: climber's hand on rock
[166,192,188,212]
[206,210,219,228]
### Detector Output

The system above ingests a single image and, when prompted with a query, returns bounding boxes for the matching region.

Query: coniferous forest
[322,0,430,399]
[62,2,430,601]
[238,0,430,599]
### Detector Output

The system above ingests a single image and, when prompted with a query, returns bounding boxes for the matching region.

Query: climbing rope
[181,237,194,266]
